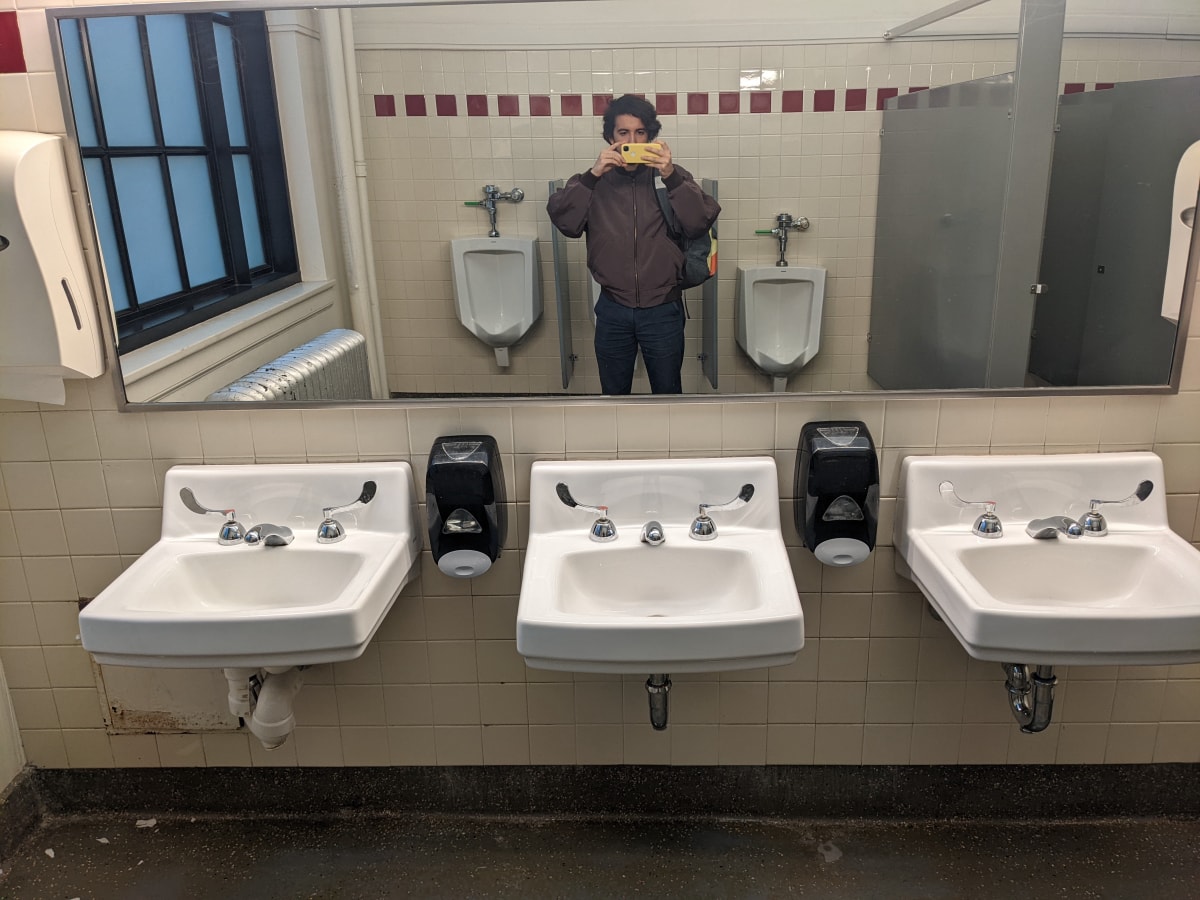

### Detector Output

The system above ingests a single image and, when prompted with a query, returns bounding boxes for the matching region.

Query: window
[60,12,299,352]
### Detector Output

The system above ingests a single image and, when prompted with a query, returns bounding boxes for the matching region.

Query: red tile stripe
[0,11,27,75]
[371,84,1120,118]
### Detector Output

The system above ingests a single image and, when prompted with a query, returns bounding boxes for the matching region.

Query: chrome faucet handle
[179,487,245,545]
[690,483,755,542]
[556,483,617,542]
[1080,480,1153,537]
[938,481,1002,539]
[244,523,294,547]
[318,481,377,544]
[641,520,665,546]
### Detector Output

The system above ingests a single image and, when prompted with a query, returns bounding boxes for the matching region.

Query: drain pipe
[223,667,259,719]
[248,667,305,749]
[1003,663,1056,733]
[223,666,306,749]
[646,674,671,730]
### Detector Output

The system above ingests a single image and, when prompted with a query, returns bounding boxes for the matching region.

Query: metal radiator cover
[206,329,371,402]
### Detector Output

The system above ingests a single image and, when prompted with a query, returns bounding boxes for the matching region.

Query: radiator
[206,329,371,402]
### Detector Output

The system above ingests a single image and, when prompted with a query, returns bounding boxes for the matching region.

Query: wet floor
[2,813,1198,899]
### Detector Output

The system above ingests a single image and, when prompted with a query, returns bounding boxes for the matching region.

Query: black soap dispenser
[426,435,506,578]
[795,421,880,567]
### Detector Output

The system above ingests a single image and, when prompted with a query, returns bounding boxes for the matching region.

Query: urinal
[450,236,542,366]
[735,265,827,392]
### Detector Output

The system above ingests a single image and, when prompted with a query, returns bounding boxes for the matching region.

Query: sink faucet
[318,481,378,544]
[690,484,755,541]
[1078,480,1153,537]
[555,483,617,542]
[938,481,1002,538]
[179,487,245,545]
[1025,516,1083,540]
[244,523,294,547]
[641,520,665,546]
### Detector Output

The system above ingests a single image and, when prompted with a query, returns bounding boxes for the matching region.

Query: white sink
[517,457,803,673]
[80,463,422,668]
[896,452,1200,665]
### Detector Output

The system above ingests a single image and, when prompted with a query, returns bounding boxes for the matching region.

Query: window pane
[232,154,265,268]
[87,17,156,147]
[168,156,227,286]
[59,20,99,147]
[146,15,203,146]
[112,157,182,302]
[214,22,247,147]
[83,159,129,313]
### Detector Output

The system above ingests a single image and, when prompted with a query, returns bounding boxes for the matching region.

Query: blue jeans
[594,292,685,395]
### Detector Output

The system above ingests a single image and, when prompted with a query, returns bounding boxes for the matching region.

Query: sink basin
[80,463,422,668]
[517,457,803,673]
[896,452,1200,665]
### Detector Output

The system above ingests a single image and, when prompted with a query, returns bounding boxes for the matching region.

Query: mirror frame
[45,0,1200,412]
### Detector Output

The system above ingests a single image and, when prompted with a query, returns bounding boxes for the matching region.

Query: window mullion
[231,11,297,275]
[189,14,250,285]
[137,16,192,293]
[79,20,140,315]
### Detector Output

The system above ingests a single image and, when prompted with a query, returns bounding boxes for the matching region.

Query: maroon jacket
[546,163,720,309]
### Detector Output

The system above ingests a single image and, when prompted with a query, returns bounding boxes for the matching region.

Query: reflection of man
[547,94,721,395]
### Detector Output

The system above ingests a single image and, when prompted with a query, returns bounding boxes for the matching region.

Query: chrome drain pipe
[646,674,671,730]
[1003,663,1056,733]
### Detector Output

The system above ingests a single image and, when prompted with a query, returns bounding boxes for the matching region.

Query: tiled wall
[358,36,1200,395]
[1,345,1199,769]
[1,1,1199,774]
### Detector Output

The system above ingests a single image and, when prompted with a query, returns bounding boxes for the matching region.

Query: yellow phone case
[620,143,662,164]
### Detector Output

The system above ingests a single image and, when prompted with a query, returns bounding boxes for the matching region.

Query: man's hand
[643,140,675,179]
[591,143,626,177]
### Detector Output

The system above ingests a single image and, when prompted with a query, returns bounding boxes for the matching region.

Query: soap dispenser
[795,421,879,567]
[426,435,507,578]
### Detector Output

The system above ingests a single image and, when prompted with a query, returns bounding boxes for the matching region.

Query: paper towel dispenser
[0,131,103,404]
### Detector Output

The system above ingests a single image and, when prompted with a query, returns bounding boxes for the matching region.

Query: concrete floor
[2,814,1199,899]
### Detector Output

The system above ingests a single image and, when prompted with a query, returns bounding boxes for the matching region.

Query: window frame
[63,10,299,354]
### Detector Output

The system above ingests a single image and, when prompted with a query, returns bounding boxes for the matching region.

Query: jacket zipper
[631,178,640,307]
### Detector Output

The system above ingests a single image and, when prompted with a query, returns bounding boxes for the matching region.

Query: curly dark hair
[601,94,661,143]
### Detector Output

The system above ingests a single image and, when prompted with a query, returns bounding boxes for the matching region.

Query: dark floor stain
[2,813,1198,899]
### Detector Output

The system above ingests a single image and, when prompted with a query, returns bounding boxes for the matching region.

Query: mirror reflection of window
[59,12,299,353]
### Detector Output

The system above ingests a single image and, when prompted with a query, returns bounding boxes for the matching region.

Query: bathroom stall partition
[1029,76,1200,387]
[868,0,1066,390]
[867,74,1019,390]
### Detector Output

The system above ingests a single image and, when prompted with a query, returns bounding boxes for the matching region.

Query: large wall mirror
[48,0,1200,407]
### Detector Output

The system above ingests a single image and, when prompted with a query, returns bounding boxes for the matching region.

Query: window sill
[120,281,337,402]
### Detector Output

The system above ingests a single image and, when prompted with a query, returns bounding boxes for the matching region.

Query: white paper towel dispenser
[0,131,104,404]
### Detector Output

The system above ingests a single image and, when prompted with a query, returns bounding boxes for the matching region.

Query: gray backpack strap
[654,175,681,238]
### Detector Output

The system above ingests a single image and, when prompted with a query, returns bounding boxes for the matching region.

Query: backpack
[654,179,717,290]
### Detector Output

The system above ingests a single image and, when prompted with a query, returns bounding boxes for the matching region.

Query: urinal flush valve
[755,213,810,266]
[467,185,525,237]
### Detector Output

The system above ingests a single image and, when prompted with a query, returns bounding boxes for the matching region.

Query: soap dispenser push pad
[795,421,880,567]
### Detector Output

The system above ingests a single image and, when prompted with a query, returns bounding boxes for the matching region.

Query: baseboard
[19,764,1200,821]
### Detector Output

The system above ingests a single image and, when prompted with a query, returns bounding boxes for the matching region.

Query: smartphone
[620,142,662,164]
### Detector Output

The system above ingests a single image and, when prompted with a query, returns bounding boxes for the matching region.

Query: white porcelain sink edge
[897,452,1200,666]
[80,462,423,669]
[517,457,804,674]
